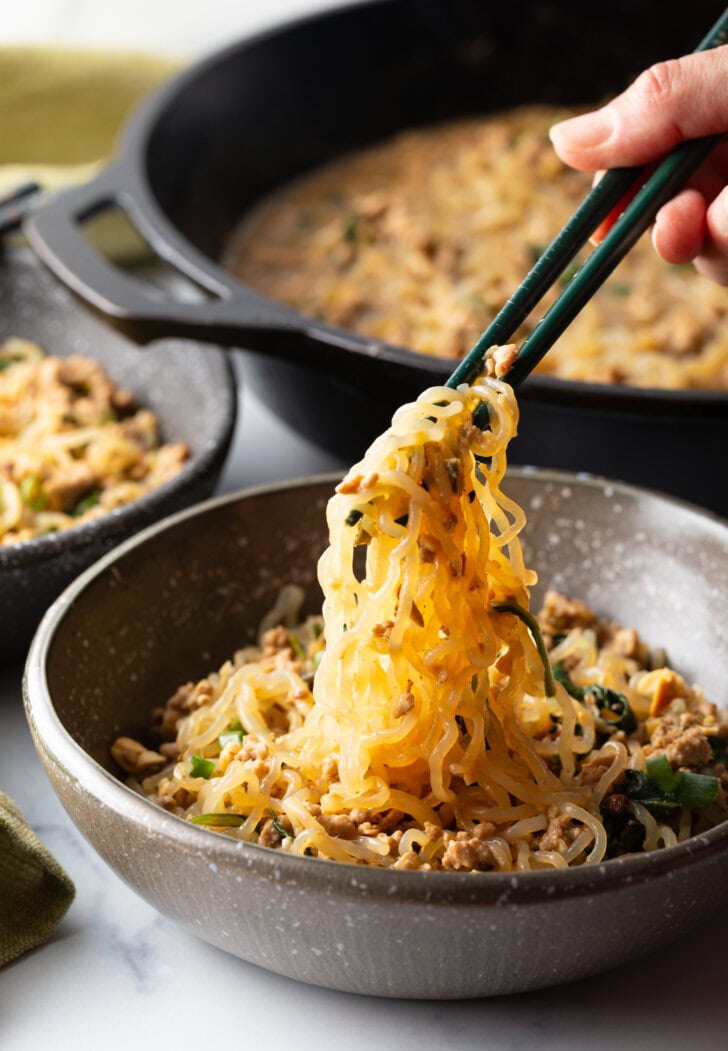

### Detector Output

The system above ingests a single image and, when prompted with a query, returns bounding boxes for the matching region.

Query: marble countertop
[3,2,728,1046]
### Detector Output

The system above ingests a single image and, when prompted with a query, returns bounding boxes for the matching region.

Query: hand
[549,46,728,285]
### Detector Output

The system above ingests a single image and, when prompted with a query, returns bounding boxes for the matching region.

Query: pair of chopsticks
[446,7,728,393]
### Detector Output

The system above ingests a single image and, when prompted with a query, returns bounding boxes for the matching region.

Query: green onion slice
[70,488,100,517]
[218,731,244,748]
[677,771,719,809]
[289,634,305,659]
[645,754,678,792]
[189,754,215,779]
[20,474,48,511]
[190,813,246,827]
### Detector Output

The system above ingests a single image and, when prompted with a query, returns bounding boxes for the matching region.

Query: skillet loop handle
[24,165,302,347]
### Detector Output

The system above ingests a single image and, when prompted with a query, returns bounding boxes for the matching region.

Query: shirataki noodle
[114,375,728,870]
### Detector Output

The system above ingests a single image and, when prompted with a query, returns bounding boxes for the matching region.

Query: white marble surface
[3,2,728,1047]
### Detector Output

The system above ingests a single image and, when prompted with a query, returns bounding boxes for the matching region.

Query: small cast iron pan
[0,248,236,664]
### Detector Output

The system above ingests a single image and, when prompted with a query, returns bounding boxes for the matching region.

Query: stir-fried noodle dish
[230,106,728,389]
[0,338,188,545]
[114,366,728,871]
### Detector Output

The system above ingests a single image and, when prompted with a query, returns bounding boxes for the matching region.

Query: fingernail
[549,109,613,152]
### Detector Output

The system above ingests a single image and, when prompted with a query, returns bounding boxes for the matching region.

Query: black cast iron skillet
[25,0,728,512]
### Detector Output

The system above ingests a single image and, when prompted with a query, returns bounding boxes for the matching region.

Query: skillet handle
[23,165,311,350]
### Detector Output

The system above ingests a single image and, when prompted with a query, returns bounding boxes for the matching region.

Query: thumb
[549,46,728,171]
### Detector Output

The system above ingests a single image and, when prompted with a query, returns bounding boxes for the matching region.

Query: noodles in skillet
[114,372,728,870]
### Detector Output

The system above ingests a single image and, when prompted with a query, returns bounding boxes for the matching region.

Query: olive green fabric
[0,791,75,966]
[0,48,179,965]
[0,46,179,195]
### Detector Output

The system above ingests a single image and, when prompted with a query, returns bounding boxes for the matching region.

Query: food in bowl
[0,338,188,545]
[230,106,728,389]
[113,370,728,869]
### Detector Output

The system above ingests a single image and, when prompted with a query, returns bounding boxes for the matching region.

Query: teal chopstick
[506,132,721,387]
[446,6,728,391]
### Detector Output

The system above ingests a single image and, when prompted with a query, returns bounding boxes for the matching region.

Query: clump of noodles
[304,384,584,819]
[299,379,595,847]
[124,375,649,870]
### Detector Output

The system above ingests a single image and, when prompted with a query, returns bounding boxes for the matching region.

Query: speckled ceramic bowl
[23,471,728,998]
[0,249,237,663]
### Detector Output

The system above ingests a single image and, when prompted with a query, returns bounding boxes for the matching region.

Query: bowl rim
[23,467,728,905]
[0,339,237,571]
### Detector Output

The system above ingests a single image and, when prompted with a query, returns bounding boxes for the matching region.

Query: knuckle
[633,59,683,107]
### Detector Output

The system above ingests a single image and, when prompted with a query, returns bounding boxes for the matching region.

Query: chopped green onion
[310,621,323,639]
[189,754,215,779]
[645,754,678,792]
[609,283,631,297]
[312,650,324,671]
[218,731,244,748]
[676,771,719,809]
[70,488,100,517]
[345,508,363,527]
[229,718,243,732]
[492,601,556,698]
[342,211,359,243]
[622,770,681,816]
[625,765,719,816]
[269,810,294,839]
[20,474,48,512]
[289,634,305,659]
[190,812,246,827]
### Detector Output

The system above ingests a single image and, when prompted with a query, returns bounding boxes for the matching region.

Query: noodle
[0,338,188,545]
[114,371,728,871]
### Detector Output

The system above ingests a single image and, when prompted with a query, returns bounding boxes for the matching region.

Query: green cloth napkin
[0,48,180,965]
[0,791,75,966]
[0,46,179,195]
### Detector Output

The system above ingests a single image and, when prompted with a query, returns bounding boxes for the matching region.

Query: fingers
[652,188,707,264]
[549,47,728,171]
[694,186,728,284]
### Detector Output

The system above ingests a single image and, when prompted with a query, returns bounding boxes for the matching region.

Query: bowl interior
[40,471,728,774]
